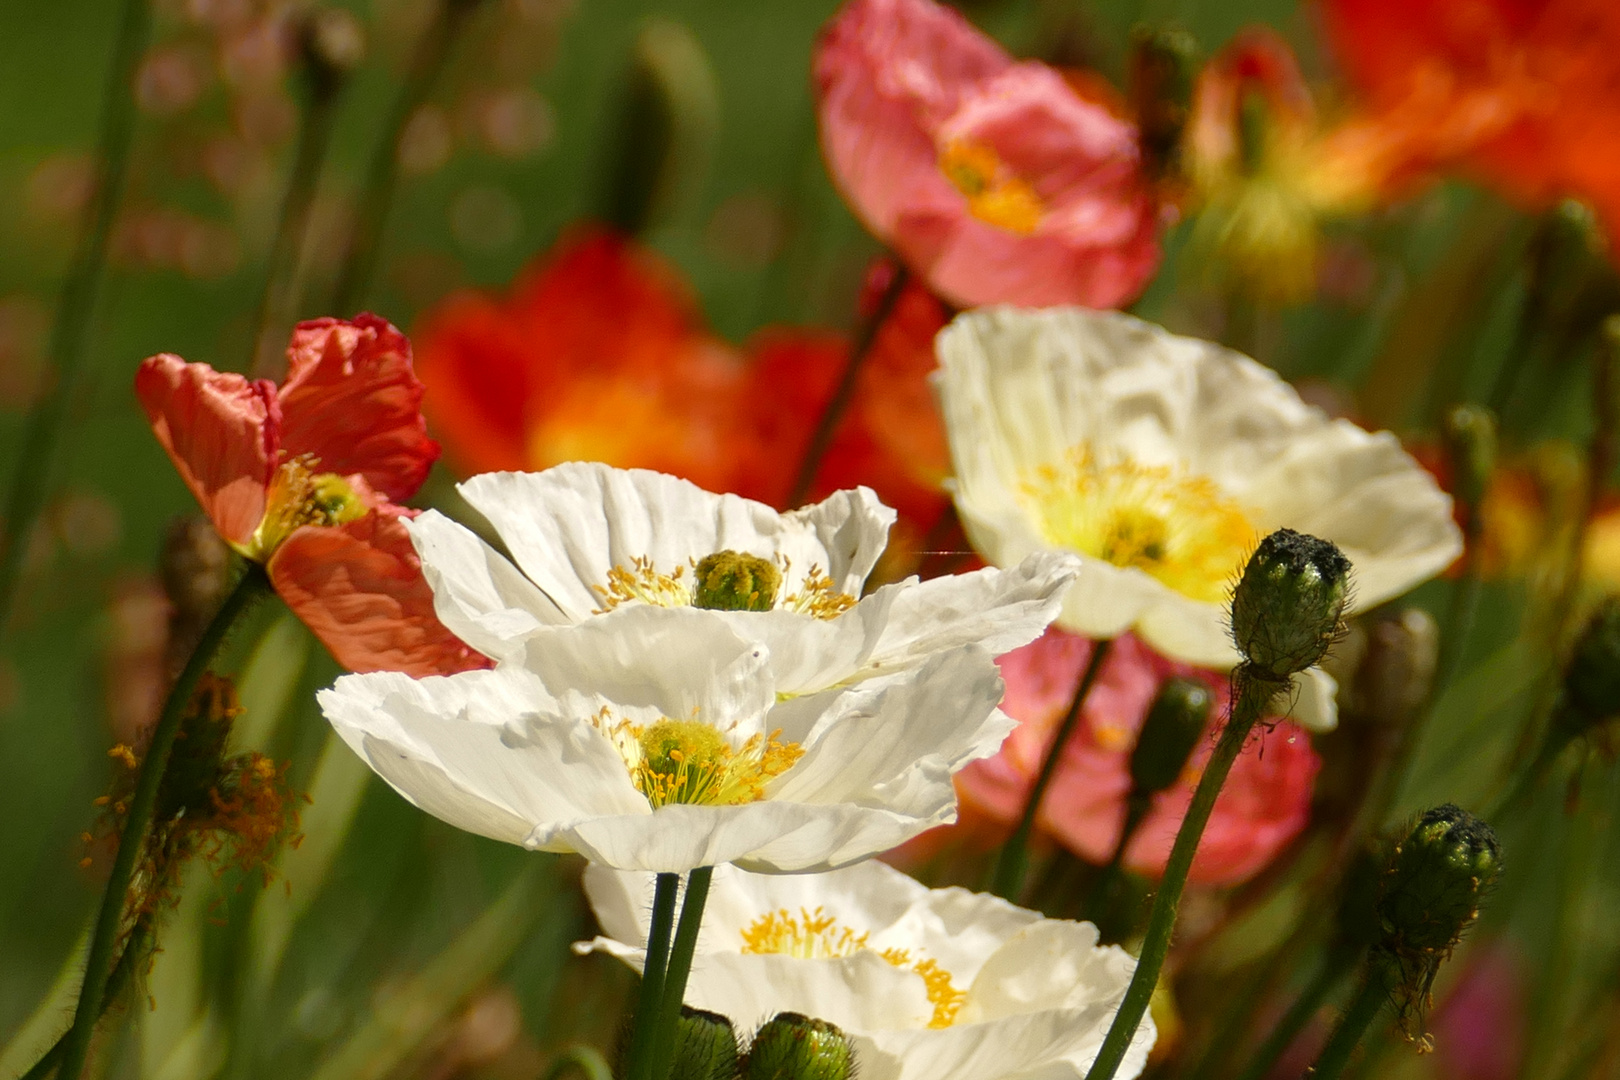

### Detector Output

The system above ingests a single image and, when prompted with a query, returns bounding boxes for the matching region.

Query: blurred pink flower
[1430,941,1528,1080]
[957,630,1319,886]
[813,0,1162,309]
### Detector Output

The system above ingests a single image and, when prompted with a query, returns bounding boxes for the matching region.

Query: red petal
[267,509,490,677]
[134,354,278,546]
[276,314,439,502]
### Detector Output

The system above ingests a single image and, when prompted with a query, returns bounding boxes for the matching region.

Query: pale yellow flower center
[1023,445,1258,603]
[741,907,966,1029]
[590,713,803,808]
[592,554,856,620]
[939,139,1044,236]
[238,455,366,562]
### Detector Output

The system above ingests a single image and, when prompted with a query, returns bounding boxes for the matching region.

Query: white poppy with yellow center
[936,307,1463,732]
[404,462,1082,699]
[577,860,1155,1080]
[318,602,1020,873]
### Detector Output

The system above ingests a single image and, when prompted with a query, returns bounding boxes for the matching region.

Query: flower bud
[670,1007,742,1080]
[1230,529,1351,680]
[1442,404,1498,514]
[299,8,365,96]
[1560,596,1620,729]
[1378,804,1501,953]
[1348,607,1439,729]
[694,551,781,612]
[1128,25,1198,180]
[1129,676,1212,796]
[745,1013,853,1080]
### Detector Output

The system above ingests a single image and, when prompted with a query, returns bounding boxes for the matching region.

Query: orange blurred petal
[134,353,277,547]
[267,510,490,677]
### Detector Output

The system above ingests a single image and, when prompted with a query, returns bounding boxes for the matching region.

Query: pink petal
[134,354,279,547]
[267,509,490,677]
[277,314,439,502]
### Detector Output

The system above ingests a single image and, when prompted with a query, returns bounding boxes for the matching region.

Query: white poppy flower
[405,462,1081,696]
[317,602,1019,873]
[936,307,1463,730]
[576,860,1155,1080]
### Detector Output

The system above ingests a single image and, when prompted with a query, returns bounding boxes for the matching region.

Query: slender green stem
[1308,963,1391,1080]
[18,924,150,1080]
[330,0,486,313]
[55,566,269,1080]
[624,873,680,1080]
[0,0,151,634]
[1083,668,1281,1080]
[1079,792,1148,930]
[785,265,909,508]
[650,866,714,1080]
[542,1046,614,1080]
[250,53,349,377]
[992,637,1114,901]
[1232,947,1357,1080]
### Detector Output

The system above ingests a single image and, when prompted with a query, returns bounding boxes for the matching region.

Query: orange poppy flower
[412,227,951,535]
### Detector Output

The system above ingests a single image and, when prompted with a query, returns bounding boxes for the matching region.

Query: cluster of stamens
[240,455,366,562]
[592,551,855,620]
[939,138,1046,236]
[590,711,804,808]
[740,907,967,1028]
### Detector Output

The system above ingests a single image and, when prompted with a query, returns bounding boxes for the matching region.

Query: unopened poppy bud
[1349,608,1439,729]
[1129,676,1212,795]
[1560,597,1620,729]
[299,8,365,98]
[670,1007,742,1080]
[745,1013,853,1080]
[1230,529,1351,681]
[1128,26,1198,179]
[1379,804,1501,953]
[694,551,781,612]
[1442,404,1497,514]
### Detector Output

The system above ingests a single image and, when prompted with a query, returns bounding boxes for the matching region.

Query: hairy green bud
[670,1007,742,1080]
[1129,676,1212,795]
[744,1013,853,1080]
[694,551,781,612]
[1442,404,1498,513]
[1379,804,1501,953]
[1230,529,1351,680]
[1561,596,1620,729]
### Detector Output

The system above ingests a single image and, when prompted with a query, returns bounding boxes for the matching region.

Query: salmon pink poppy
[1322,0,1620,241]
[136,315,488,677]
[956,630,1319,886]
[411,228,951,533]
[813,0,1162,309]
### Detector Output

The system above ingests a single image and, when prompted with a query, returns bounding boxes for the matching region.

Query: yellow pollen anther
[940,139,1045,236]
[741,907,967,1028]
[594,555,855,620]
[240,455,366,562]
[591,713,804,808]
[1023,445,1257,603]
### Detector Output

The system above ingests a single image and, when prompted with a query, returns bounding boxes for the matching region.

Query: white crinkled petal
[318,669,647,845]
[857,999,1153,1080]
[516,605,775,739]
[405,509,566,662]
[458,464,893,621]
[1284,666,1339,733]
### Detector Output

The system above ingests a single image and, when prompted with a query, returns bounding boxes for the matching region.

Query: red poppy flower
[1323,0,1620,239]
[956,629,1319,886]
[136,315,489,677]
[411,227,951,536]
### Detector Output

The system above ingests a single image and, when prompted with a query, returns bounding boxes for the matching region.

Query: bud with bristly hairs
[670,1007,742,1080]
[1559,596,1620,734]
[1230,528,1352,683]
[1375,804,1502,1045]
[744,1013,854,1080]
[1442,405,1498,519]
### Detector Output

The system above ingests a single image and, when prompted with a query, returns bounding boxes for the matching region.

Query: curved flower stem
[55,566,270,1080]
[785,264,908,508]
[1231,946,1357,1080]
[18,924,150,1080]
[330,0,487,313]
[650,866,714,1080]
[992,637,1113,902]
[624,872,680,1080]
[0,0,151,634]
[1083,668,1280,1080]
[1307,962,1391,1080]
[250,50,350,377]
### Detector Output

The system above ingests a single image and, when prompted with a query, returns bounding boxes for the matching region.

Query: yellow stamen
[240,455,367,562]
[1023,445,1257,603]
[590,712,804,808]
[939,139,1045,236]
[741,907,966,1028]
[781,562,857,620]
[594,555,854,620]
[593,557,692,613]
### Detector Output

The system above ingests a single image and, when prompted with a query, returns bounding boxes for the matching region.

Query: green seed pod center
[693,551,781,612]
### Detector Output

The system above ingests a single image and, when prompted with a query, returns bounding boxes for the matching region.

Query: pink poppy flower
[813,0,1162,309]
[957,629,1319,886]
[136,315,489,677]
